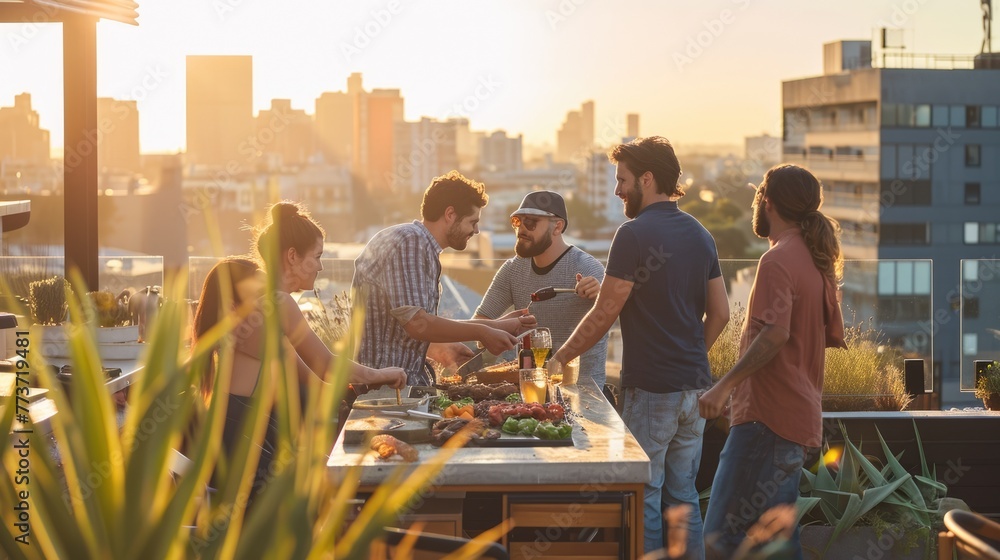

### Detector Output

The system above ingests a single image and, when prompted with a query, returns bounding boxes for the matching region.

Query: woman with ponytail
[191,202,405,507]
[701,164,847,560]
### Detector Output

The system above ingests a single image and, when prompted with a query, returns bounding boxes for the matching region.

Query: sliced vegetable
[501,416,521,434]
[533,421,573,440]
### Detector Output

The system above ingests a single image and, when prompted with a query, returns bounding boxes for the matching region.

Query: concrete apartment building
[782,40,1000,406]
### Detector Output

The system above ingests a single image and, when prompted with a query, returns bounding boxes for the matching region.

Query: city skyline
[0,0,993,156]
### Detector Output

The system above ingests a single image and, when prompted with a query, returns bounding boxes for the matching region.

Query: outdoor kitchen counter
[328,379,650,558]
[327,379,650,487]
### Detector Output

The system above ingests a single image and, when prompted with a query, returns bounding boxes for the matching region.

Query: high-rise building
[782,40,1000,406]
[391,117,458,194]
[255,99,315,168]
[626,114,640,140]
[450,117,484,171]
[479,130,523,173]
[556,100,595,164]
[185,55,253,168]
[96,98,140,175]
[0,93,49,164]
[362,88,404,193]
[315,90,354,165]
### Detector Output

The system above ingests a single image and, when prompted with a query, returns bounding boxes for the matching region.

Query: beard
[515,230,553,258]
[446,222,471,250]
[624,183,643,219]
[752,199,770,238]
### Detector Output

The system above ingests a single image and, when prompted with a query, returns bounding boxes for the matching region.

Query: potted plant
[797,421,969,559]
[84,290,140,344]
[28,276,69,326]
[974,361,1000,411]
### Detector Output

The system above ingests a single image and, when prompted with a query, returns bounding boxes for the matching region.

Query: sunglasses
[511,215,549,232]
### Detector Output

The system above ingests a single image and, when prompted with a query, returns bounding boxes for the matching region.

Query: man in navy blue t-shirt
[550,136,730,558]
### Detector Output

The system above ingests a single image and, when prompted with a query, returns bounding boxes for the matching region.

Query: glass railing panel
[960,259,1000,392]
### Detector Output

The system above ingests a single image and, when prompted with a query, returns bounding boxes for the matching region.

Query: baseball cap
[510,191,568,229]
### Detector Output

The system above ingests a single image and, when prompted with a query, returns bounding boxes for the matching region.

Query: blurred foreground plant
[0,269,498,559]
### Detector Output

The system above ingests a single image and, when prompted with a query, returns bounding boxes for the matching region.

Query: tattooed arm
[698,324,789,418]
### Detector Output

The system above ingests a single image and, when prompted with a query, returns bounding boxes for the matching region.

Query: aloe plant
[0,264,501,559]
[798,421,949,554]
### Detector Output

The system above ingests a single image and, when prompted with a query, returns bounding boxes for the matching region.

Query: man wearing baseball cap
[474,190,609,387]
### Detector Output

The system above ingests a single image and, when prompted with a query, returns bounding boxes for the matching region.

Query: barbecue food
[370,434,419,462]
[487,402,566,427]
[446,382,519,402]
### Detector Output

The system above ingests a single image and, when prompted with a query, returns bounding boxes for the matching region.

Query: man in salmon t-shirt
[699,164,847,560]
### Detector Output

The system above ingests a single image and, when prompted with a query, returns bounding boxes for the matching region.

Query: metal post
[63,15,100,290]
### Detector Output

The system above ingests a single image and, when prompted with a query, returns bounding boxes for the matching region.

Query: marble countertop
[327,380,650,487]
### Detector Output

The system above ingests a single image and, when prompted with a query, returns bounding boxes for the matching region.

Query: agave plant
[0,265,501,559]
[797,420,951,555]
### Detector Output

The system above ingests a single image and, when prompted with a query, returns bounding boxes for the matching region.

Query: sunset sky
[0,0,992,155]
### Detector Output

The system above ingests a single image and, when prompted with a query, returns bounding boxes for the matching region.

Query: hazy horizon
[1,0,992,155]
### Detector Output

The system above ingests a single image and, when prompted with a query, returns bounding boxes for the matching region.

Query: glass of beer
[530,327,552,368]
[519,368,547,404]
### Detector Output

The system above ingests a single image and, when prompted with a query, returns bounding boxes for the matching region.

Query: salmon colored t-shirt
[729,228,828,448]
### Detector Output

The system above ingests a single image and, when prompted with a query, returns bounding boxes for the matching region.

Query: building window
[932,105,949,127]
[915,105,931,127]
[877,260,932,295]
[897,104,914,127]
[966,105,981,128]
[965,182,981,205]
[983,106,998,128]
[880,223,929,245]
[965,222,980,244]
[965,144,981,167]
[963,333,978,356]
[881,103,897,127]
[964,222,1000,244]
[950,105,966,127]
[880,179,932,206]
[964,296,980,319]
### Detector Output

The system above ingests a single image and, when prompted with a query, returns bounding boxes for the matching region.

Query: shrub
[707,307,912,411]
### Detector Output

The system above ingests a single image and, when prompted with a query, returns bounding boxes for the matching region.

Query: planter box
[31,324,143,361]
[31,324,138,344]
[800,525,931,560]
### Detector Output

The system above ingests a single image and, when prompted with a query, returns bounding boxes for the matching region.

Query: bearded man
[474,190,609,387]
[353,170,535,387]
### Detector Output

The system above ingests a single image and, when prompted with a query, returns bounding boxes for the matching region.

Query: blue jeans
[703,422,808,560]
[622,388,706,559]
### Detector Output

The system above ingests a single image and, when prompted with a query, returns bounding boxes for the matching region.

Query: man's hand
[479,326,518,355]
[698,383,730,419]
[574,272,600,300]
[426,342,475,367]
[371,367,408,389]
[496,309,537,335]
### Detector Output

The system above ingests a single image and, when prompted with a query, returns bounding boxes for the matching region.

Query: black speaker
[904,359,926,396]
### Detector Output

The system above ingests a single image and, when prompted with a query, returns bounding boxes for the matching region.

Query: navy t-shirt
[605,201,722,393]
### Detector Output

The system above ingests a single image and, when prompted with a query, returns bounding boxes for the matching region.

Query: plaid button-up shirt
[353,221,442,386]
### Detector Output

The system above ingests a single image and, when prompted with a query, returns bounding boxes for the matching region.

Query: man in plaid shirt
[353,171,536,387]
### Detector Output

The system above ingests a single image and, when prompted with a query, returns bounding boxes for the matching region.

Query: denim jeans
[622,387,706,559]
[703,422,808,560]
